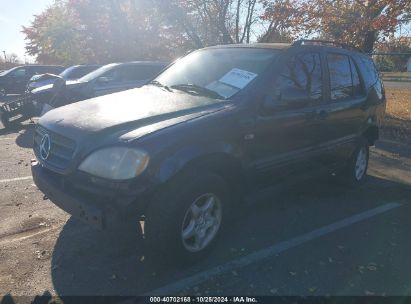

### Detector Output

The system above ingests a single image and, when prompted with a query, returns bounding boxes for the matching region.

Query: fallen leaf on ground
[308,287,317,293]
[367,263,377,271]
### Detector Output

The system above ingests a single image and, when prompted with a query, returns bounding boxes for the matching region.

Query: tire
[0,109,10,129]
[340,137,369,186]
[144,171,230,266]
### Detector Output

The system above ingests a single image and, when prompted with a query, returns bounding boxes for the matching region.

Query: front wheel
[144,171,230,265]
[0,109,10,129]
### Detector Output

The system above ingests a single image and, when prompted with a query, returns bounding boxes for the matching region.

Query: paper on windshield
[206,81,238,99]
[219,68,258,89]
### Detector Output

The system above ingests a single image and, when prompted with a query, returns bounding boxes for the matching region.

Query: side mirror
[263,88,309,112]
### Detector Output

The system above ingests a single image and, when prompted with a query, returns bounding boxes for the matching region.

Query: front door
[249,51,326,182]
[8,67,30,94]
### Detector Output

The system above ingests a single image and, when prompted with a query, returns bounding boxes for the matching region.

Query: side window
[10,68,26,77]
[98,69,120,84]
[68,68,89,79]
[142,65,164,79]
[36,67,48,74]
[118,65,159,81]
[46,67,60,75]
[350,58,364,97]
[276,52,323,105]
[358,55,380,89]
[327,53,353,101]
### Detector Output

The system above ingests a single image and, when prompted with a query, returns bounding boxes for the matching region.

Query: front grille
[34,125,76,170]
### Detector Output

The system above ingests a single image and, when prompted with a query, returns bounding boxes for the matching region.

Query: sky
[0,0,54,63]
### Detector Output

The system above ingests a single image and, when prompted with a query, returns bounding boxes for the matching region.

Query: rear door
[316,51,368,165]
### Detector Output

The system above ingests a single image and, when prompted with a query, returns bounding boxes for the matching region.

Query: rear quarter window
[356,55,379,89]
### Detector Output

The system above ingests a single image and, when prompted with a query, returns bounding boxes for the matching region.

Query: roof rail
[292,39,362,53]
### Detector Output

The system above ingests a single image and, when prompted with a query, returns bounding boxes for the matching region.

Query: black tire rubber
[340,137,369,186]
[144,171,230,266]
[0,109,10,129]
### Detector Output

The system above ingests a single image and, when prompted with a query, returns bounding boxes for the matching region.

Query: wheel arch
[154,143,245,201]
[362,125,379,146]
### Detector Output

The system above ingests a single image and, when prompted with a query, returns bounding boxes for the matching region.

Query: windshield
[78,63,118,82]
[154,48,279,99]
[0,67,17,76]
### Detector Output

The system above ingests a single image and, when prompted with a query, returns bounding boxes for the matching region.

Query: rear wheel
[144,171,229,265]
[340,138,369,186]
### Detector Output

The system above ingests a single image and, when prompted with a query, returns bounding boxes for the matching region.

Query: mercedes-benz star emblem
[40,134,51,160]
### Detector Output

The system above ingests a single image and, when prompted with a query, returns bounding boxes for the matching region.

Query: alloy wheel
[181,193,222,252]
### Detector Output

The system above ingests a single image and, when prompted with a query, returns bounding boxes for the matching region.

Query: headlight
[78,147,149,180]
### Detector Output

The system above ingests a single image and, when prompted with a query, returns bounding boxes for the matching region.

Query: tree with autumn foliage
[23,0,190,64]
[22,1,92,65]
[153,0,267,47]
[22,0,411,64]
[262,0,411,52]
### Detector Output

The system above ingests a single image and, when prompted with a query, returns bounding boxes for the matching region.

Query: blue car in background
[26,64,101,92]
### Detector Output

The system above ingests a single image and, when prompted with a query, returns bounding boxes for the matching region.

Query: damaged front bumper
[31,161,149,230]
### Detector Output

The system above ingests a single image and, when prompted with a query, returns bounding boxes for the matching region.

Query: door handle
[316,110,328,120]
[305,110,317,121]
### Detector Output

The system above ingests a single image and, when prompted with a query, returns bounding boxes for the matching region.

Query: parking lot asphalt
[1,122,411,300]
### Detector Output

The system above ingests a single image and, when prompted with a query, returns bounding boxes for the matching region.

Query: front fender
[154,141,244,184]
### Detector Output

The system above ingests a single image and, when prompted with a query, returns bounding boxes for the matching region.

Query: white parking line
[0,176,32,183]
[0,226,60,246]
[144,202,402,296]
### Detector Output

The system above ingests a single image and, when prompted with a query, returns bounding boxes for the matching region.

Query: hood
[39,85,231,144]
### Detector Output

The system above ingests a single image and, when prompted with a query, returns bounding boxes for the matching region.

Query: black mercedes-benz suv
[31,40,386,263]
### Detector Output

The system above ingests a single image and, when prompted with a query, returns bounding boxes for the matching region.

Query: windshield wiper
[149,80,172,92]
[170,83,224,99]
